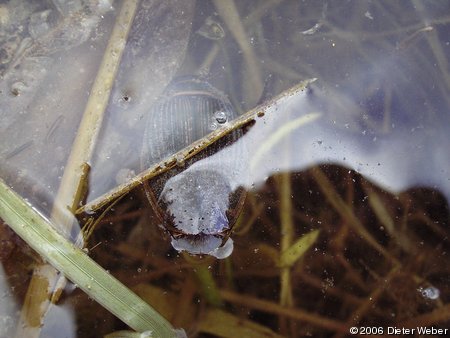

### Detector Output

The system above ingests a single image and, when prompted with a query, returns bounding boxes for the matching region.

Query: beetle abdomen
[143,77,239,166]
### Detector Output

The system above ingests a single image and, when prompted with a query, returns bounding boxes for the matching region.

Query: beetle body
[142,77,246,258]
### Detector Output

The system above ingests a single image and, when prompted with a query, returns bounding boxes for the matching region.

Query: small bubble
[210,122,218,130]
[214,111,227,124]
[419,286,440,300]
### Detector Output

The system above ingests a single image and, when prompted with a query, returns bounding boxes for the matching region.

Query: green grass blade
[279,230,320,268]
[0,179,181,337]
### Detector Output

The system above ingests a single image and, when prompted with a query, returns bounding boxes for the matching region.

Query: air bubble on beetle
[214,111,227,124]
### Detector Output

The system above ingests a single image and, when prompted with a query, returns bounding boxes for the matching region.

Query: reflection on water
[1,0,450,337]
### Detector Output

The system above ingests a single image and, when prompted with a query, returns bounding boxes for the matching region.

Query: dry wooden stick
[77,78,316,215]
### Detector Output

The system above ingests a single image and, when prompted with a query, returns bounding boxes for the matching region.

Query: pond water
[1,1,449,337]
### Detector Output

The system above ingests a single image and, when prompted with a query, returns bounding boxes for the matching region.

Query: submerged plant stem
[219,289,348,333]
[336,268,398,338]
[16,1,140,336]
[51,0,138,231]
[311,167,399,265]
[398,303,450,328]
[195,264,224,307]
[277,172,294,332]
[213,0,264,106]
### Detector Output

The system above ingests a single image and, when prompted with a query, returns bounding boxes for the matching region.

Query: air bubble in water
[214,111,227,124]
[418,286,440,300]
